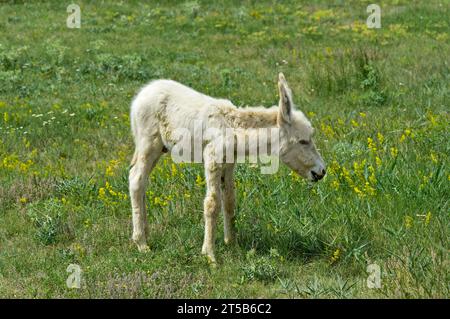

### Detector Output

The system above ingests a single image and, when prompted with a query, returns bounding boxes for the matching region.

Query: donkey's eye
[299,140,310,145]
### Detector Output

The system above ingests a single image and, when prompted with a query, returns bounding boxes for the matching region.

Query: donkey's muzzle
[311,169,326,182]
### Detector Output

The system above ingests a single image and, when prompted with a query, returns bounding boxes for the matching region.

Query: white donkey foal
[129,73,326,263]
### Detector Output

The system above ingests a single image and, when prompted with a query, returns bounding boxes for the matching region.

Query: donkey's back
[130,80,235,147]
[131,80,234,122]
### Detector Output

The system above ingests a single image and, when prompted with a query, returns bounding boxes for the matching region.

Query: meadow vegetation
[0,0,448,298]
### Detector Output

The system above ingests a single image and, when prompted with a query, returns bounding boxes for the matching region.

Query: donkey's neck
[223,106,278,129]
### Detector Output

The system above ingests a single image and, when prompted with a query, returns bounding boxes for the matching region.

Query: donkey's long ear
[278,73,293,124]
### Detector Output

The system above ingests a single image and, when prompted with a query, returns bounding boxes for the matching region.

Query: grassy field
[0,0,448,298]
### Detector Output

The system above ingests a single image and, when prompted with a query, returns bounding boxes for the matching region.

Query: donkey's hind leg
[221,164,236,245]
[129,138,163,252]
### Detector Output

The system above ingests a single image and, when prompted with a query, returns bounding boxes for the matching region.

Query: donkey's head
[276,73,326,182]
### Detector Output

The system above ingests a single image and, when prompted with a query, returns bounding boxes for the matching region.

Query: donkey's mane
[221,105,279,129]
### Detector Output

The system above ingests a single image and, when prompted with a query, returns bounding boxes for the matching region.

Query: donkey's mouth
[311,170,325,182]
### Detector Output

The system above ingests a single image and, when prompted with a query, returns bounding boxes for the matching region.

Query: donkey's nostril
[322,169,326,176]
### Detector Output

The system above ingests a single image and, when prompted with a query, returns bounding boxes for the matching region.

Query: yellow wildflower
[430,152,438,164]
[98,187,106,199]
[84,219,92,229]
[353,186,363,197]
[195,174,205,187]
[419,173,432,190]
[400,128,412,143]
[331,248,340,263]
[320,123,335,138]
[153,194,172,207]
[367,137,377,153]
[404,216,413,229]
[331,180,340,190]
[425,211,432,226]
[341,166,353,186]
[312,9,335,21]
[377,132,384,145]
[171,163,178,177]
[364,182,376,196]
[353,159,366,178]
[375,156,382,167]
[328,160,340,175]
[289,171,301,181]
[427,112,438,127]
[390,147,398,157]
[105,159,120,177]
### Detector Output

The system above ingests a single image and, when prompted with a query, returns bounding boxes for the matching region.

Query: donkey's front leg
[201,158,222,264]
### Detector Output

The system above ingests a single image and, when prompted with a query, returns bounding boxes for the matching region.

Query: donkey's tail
[129,92,140,170]
[129,108,138,170]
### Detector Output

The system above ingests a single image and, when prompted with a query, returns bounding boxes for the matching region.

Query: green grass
[0,0,449,298]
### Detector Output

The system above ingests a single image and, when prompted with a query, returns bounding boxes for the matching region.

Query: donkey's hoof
[205,255,217,267]
[224,237,236,246]
[137,243,150,253]
[201,250,217,266]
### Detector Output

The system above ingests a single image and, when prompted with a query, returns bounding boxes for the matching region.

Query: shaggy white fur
[129,73,325,263]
